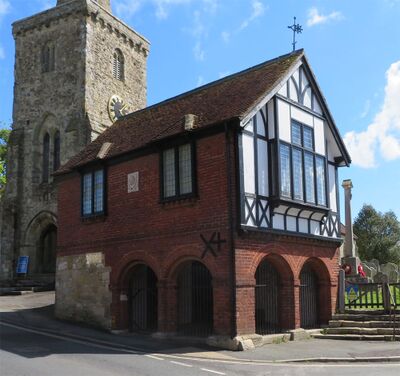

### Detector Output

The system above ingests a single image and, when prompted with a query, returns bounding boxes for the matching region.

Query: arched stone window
[42,133,50,182]
[113,49,124,81]
[53,131,60,171]
[41,44,55,73]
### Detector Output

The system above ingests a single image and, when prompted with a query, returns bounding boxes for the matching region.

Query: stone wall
[55,252,112,328]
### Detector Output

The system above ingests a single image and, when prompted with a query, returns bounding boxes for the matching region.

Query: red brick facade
[57,128,340,336]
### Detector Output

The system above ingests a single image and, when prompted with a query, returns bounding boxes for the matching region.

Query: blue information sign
[16,256,29,274]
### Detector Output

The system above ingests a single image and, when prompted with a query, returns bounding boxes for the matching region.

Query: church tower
[0,0,149,281]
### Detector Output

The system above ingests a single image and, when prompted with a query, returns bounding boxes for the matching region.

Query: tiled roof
[57,50,304,174]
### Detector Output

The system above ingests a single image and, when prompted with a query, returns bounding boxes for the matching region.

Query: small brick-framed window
[160,142,196,201]
[113,49,124,81]
[81,168,106,217]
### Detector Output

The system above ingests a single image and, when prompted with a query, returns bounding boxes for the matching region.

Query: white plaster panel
[292,68,300,88]
[287,216,296,232]
[310,220,320,235]
[244,117,254,133]
[328,164,337,212]
[278,82,287,97]
[257,139,268,196]
[256,110,265,136]
[314,117,325,155]
[301,68,309,91]
[299,218,308,233]
[291,106,313,127]
[289,78,299,102]
[313,96,322,115]
[242,134,255,194]
[278,99,291,142]
[273,213,284,230]
[267,100,275,139]
[303,87,312,108]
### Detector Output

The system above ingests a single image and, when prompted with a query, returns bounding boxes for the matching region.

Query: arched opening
[38,224,57,274]
[128,264,158,332]
[42,133,50,182]
[53,131,60,171]
[255,260,280,334]
[113,49,124,81]
[177,261,213,336]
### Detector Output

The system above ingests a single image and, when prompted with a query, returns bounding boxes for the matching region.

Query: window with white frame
[161,143,195,199]
[82,169,105,216]
[279,120,327,206]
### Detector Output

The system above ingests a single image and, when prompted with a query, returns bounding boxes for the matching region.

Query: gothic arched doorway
[128,264,158,332]
[38,225,57,274]
[177,261,213,336]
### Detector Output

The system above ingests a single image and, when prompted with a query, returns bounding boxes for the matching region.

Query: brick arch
[111,251,161,289]
[164,254,218,283]
[254,252,296,331]
[298,257,332,326]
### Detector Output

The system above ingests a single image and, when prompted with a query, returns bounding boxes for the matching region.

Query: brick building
[55,50,351,346]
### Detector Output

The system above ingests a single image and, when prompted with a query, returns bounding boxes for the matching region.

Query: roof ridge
[121,49,304,121]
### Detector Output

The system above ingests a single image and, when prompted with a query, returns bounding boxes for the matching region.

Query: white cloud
[221,31,230,43]
[0,0,10,23]
[239,0,266,31]
[344,61,400,168]
[0,45,5,59]
[306,7,343,27]
[193,41,205,61]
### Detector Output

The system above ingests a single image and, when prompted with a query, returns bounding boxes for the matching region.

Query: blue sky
[0,0,400,219]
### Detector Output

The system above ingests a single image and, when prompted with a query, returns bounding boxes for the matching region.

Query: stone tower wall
[0,0,148,281]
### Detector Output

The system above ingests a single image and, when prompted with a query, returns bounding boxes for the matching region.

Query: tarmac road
[1,321,400,376]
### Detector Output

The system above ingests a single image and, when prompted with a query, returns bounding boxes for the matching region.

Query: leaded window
[279,120,327,206]
[42,133,50,182]
[113,49,124,81]
[82,169,105,216]
[161,143,195,200]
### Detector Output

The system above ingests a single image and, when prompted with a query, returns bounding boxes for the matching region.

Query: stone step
[329,320,399,328]
[312,333,400,341]
[332,314,396,322]
[325,327,400,335]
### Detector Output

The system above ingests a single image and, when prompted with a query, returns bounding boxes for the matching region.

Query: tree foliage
[354,204,400,265]
[0,128,11,195]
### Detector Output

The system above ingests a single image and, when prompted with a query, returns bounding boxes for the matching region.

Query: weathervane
[288,16,303,52]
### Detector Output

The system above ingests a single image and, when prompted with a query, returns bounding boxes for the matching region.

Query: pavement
[1,291,399,364]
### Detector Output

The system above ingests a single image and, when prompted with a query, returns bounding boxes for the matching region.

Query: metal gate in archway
[177,261,213,337]
[300,266,319,328]
[129,264,158,332]
[255,260,280,334]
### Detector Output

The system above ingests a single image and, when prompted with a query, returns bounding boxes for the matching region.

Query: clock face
[108,95,129,122]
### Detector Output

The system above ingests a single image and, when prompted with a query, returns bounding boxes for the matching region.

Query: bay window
[279,120,327,206]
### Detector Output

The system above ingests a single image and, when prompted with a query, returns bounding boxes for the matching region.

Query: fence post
[338,269,345,314]
[382,282,391,313]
